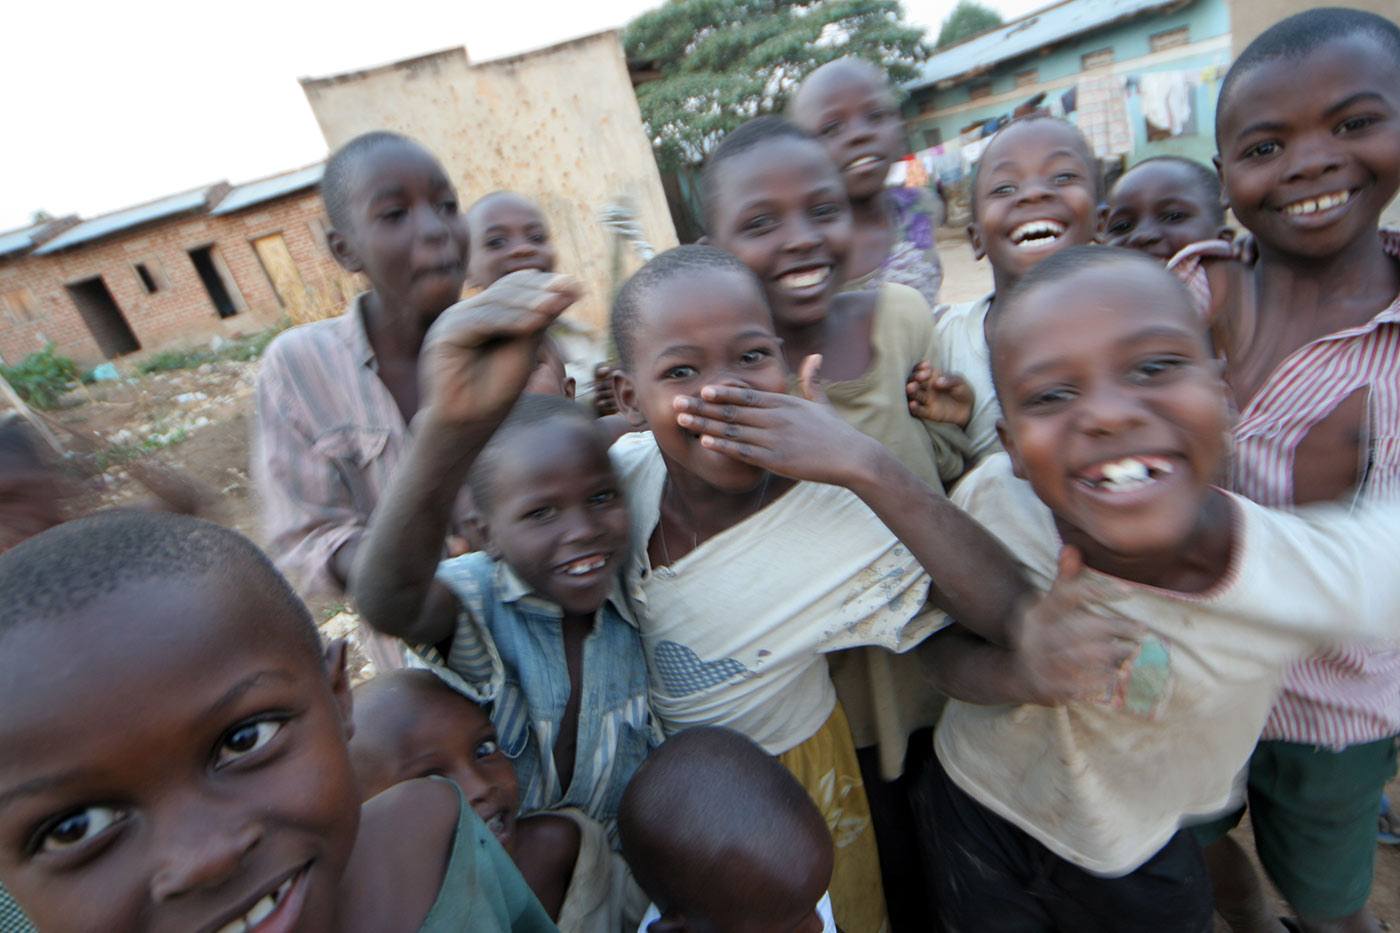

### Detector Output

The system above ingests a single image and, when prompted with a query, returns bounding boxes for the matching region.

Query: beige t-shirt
[934,293,1001,465]
[817,283,966,489]
[612,433,944,755]
[937,454,1400,875]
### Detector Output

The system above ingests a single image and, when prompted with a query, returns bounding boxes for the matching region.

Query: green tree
[626,0,928,172]
[935,0,1002,48]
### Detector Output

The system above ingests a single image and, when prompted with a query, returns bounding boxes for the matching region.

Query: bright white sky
[0,0,1045,231]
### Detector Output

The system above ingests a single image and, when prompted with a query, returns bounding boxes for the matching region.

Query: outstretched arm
[674,356,1027,644]
[351,272,581,646]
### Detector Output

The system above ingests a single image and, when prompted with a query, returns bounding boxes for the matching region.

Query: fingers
[696,433,768,467]
[798,354,825,403]
[693,384,777,408]
[431,272,580,347]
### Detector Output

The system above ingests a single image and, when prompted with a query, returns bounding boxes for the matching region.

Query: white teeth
[1091,456,1174,492]
[487,814,506,834]
[846,155,880,170]
[216,920,248,933]
[246,893,276,926]
[563,556,606,576]
[215,874,293,933]
[1283,190,1350,216]
[779,267,831,290]
[1010,220,1066,247]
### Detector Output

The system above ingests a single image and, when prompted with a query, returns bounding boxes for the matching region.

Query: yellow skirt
[779,703,890,933]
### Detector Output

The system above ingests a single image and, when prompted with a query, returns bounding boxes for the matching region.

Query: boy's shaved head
[1117,156,1224,223]
[0,511,319,659]
[466,392,601,513]
[465,190,537,230]
[611,245,765,370]
[971,115,1101,216]
[1218,8,1400,137]
[701,116,819,230]
[619,727,832,926]
[790,57,889,111]
[321,130,416,231]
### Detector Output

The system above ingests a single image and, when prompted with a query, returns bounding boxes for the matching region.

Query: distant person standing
[791,57,945,309]
[253,131,473,670]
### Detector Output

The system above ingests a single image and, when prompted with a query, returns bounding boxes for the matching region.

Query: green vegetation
[135,326,283,375]
[625,0,928,172]
[0,345,80,409]
[936,0,1002,48]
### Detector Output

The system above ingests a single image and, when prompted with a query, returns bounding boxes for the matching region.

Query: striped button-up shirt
[1171,232,1400,748]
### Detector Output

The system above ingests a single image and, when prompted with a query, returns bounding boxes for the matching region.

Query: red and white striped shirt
[1172,232,1400,749]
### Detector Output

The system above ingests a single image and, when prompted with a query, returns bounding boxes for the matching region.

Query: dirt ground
[32,237,1400,923]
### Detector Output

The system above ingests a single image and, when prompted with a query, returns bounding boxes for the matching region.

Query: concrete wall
[0,190,358,367]
[906,0,1232,169]
[300,32,679,335]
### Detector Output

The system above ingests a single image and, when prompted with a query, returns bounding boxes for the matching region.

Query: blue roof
[34,187,214,255]
[211,163,325,216]
[908,0,1190,89]
[0,221,53,259]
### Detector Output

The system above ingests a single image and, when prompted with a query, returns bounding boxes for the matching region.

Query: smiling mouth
[1280,189,1352,217]
[1075,455,1176,493]
[1010,219,1067,249]
[415,260,463,280]
[844,154,883,171]
[559,554,608,577]
[214,866,305,933]
[483,810,512,845]
[777,266,832,291]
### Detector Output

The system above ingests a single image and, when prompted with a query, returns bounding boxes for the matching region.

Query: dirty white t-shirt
[937,454,1400,875]
[934,293,1001,465]
[611,433,944,755]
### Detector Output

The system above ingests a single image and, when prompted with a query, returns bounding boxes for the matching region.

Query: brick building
[0,163,358,367]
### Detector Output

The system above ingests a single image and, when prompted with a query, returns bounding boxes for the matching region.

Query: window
[134,263,159,294]
[0,287,38,323]
[969,81,993,101]
[1015,68,1039,88]
[1081,48,1115,70]
[1150,27,1190,52]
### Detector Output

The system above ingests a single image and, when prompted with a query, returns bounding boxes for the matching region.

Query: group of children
[1,7,1399,933]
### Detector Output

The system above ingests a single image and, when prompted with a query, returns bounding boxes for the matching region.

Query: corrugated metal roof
[0,221,50,259]
[908,0,1189,90]
[212,163,325,216]
[34,187,214,255]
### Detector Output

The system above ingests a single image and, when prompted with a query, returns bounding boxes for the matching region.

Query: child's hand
[673,355,878,488]
[906,361,974,428]
[592,363,619,416]
[1008,546,1145,707]
[419,271,580,427]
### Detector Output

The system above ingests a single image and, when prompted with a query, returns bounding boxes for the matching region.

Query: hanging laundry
[1076,74,1134,158]
[1139,70,1194,140]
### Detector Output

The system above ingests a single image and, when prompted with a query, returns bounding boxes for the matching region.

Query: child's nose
[508,239,537,258]
[1283,136,1345,184]
[1078,385,1148,436]
[150,820,263,903]
[783,218,823,252]
[1128,224,1161,249]
[1015,181,1054,206]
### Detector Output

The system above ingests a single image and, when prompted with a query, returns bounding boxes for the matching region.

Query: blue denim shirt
[417,552,655,840]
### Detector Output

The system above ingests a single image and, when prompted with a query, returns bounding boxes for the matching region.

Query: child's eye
[1023,387,1075,409]
[1130,357,1186,381]
[523,505,558,522]
[662,365,697,380]
[1242,140,1279,159]
[819,121,841,137]
[740,214,775,234]
[379,208,407,222]
[1106,217,1133,235]
[529,233,548,244]
[486,236,507,250]
[811,203,843,220]
[1161,210,1188,223]
[588,490,618,507]
[32,806,127,855]
[868,108,889,121]
[1336,114,1378,135]
[739,348,771,365]
[475,739,502,759]
[439,199,458,215]
[1052,172,1079,185]
[989,183,1016,197]
[215,719,285,768]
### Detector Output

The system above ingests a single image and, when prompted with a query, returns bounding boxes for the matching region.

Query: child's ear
[327,229,364,274]
[966,222,986,261]
[323,638,355,742]
[563,376,577,401]
[996,419,1027,480]
[1212,155,1230,211]
[612,369,648,429]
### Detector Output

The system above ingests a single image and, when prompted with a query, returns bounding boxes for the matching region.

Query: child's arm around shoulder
[352,273,580,647]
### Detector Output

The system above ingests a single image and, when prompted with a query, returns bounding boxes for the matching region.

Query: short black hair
[322,130,416,231]
[610,244,764,370]
[990,245,1198,396]
[970,115,1101,218]
[465,190,544,235]
[619,727,830,920]
[0,415,49,474]
[0,511,319,659]
[701,116,823,231]
[1218,8,1400,138]
[467,393,602,513]
[1114,156,1225,223]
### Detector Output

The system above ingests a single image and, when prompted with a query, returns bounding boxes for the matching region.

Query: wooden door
[252,234,311,323]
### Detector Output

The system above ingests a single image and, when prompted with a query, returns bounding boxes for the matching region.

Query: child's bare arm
[352,272,580,645]
[674,357,1030,643]
[924,549,1144,705]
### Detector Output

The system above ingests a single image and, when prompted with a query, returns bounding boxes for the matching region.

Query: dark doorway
[188,245,239,318]
[65,277,141,359]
